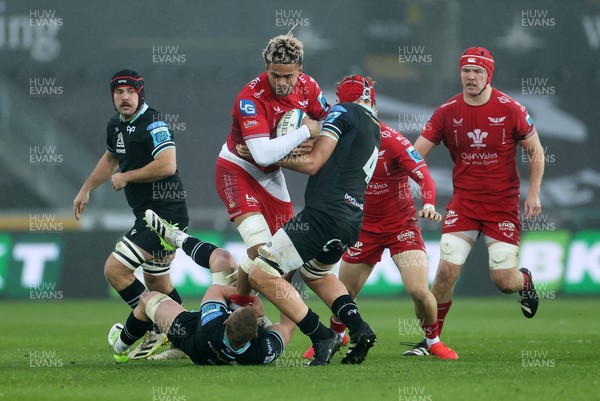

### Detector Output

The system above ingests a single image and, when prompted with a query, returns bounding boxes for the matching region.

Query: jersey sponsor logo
[298,99,309,108]
[453,118,463,126]
[406,146,424,163]
[526,113,533,126]
[201,311,223,326]
[397,230,416,242]
[317,91,328,110]
[324,104,347,125]
[150,127,172,147]
[248,76,261,89]
[488,116,506,125]
[467,129,488,147]
[343,193,364,210]
[440,99,457,108]
[444,210,458,225]
[126,125,136,134]
[243,119,260,129]
[239,99,257,116]
[147,121,168,130]
[497,96,511,104]
[378,150,386,158]
[253,89,265,98]
[415,170,424,179]
[116,132,126,153]
[354,241,363,248]
[498,221,516,231]
[381,130,392,138]
[245,194,258,205]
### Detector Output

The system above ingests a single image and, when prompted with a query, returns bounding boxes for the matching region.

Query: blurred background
[1,0,599,299]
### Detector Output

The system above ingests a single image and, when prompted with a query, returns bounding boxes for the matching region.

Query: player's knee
[210,248,237,271]
[488,242,518,270]
[139,291,157,307]
[144,274,172,293]
[406,287,429,303]
[439,234,472,266]
[252,245,284,278]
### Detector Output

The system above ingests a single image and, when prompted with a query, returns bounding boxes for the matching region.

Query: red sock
[437,301,452,336]
[420,320,439,340]
[329,316,347,334]
[521,271,531,291]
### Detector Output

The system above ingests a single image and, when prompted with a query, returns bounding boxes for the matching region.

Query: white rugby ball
[276,109,305,137]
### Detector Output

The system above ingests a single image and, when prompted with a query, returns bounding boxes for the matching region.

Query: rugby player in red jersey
[302,77,458,360]
[215,34,330,307]
[404,46,544,356]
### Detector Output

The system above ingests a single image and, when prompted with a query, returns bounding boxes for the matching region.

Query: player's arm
[277,132,337,175]
[111,147,177,192]
[519,130,544,219]
[266,311,296,346]
[73,151,119,219]
[245,117,321,167]
[413,135,438,160]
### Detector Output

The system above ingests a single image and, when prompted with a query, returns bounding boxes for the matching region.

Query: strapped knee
[254,245,284,277]
[113,237,145,270]
[145,293,171,321]
[439,233,472,265]
[488,242,519,270]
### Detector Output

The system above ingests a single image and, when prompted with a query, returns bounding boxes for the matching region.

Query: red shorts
[342,220,426,265]
[442,196,521,245]
[215,158,293,234]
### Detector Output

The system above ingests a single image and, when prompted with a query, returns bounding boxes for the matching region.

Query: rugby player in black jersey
[73,70,237,361]
[248,75,381,366]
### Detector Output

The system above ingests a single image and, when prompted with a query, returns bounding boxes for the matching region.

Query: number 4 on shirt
[363,147,378,183]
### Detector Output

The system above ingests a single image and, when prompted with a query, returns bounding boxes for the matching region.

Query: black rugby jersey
[106,104,186,215]
[304,102,381,229]
[186,301,284,365]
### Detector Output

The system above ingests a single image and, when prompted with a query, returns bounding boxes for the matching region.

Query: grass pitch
[0,297,598,401]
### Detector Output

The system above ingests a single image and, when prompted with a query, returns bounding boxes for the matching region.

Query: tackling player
[404,47,544,356]
[215,33,329,308]
[303,78,458,360]
[108,284,295,365]
[248,75,380,366]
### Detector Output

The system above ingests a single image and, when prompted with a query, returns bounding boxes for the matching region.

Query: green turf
[0,297,598,401]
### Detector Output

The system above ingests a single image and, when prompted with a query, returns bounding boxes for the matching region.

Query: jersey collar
[223,334,251,355]
[357,102,375,114]
[119,103,148,124]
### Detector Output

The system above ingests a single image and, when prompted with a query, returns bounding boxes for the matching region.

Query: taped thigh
[113,236,146,270]
[439,233,473,265]
[237,214,272,248]
[145,293,171,321]
[487,241,519,270]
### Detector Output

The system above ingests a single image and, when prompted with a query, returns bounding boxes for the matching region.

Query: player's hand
[290,138,316,155]
[73,191,89,220]
[235,144,254,161]
[524,191,542,220]
[111,172,128,191]
[418,204,442,223]
[302,116,321,138]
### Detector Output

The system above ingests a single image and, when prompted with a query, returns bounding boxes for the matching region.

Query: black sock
[117,278,146,309]
[167,288,183,305]
[181,237,217,269]
[297,309,331,343]
[331,295,363,335]
[120,311,153,346]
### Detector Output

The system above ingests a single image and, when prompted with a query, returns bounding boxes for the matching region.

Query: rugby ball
[276,109,305,137]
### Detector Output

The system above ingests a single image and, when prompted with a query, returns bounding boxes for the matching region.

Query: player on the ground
[73,69,237,360]
[404,46,544,356]
[108,284,295,365]
[248,75,381,366]
[302,81,457,360]
[215,33,329,309]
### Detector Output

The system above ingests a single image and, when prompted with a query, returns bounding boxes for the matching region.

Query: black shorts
[167,311,201,354]
[284,207,360,265]
[125,203,189,257]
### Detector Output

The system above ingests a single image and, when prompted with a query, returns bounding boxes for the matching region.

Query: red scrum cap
[336,75,376,105]
[459,47,494,85]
